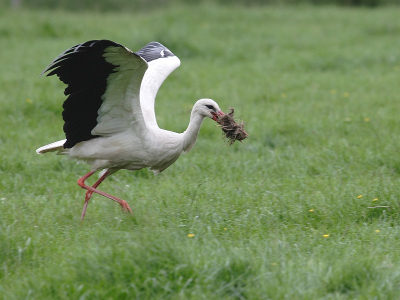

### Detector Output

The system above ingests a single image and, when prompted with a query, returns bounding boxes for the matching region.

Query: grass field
[1,3,400,299]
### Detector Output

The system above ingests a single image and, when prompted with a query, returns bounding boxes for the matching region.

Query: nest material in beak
[216,108,248,144]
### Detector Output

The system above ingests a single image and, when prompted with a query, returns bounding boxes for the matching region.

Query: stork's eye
[205,104,216,111]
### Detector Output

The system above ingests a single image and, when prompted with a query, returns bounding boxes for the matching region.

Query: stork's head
[195,98,225,122]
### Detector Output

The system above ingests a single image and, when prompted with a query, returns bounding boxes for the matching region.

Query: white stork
[36,40,225,220]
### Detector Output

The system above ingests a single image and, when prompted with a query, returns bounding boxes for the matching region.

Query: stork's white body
[36,40,224,220]
[65,125,192,173]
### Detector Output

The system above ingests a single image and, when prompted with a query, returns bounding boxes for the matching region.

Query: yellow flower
[309,209,315,212]
[343,92,350,97]
[375,230,380,233]
[330,89,337,95]
[373,198,378,202]
[223,228,227,230]
[357,195,363,199]
[187,234,195,238]
[26,98,33,104]
[323,234,330,238]
[364,118,370,122]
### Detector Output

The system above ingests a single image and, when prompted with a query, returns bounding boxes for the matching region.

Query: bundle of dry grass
[216,108,248,144]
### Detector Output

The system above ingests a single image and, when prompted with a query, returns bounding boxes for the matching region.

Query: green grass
[1,3,400,299]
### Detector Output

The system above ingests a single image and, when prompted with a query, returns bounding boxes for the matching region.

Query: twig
[367,206,392,209]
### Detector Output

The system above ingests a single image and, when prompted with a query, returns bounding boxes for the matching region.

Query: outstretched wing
[42,40,148,149]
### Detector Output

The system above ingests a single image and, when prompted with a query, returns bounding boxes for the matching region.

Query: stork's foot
[120,200,133,215]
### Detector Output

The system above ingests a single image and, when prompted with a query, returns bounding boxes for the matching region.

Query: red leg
[81,170,111,220]
[77,171,133,220]
[84,170,112,202]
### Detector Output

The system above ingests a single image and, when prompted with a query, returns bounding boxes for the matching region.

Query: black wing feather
[135,41,174,62]
[42,40,124,148]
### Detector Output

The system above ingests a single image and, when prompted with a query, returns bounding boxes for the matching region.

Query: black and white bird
[36,40,225,220]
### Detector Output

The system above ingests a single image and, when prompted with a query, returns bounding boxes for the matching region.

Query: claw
[120,200,133,215]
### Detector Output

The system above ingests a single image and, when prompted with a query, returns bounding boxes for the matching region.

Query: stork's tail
[36,139,68,154]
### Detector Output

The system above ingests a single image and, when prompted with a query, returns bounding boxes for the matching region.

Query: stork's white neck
[140,56,181,128]
[182,109,206,153]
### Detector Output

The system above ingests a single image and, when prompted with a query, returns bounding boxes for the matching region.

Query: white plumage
[36,40,225,220]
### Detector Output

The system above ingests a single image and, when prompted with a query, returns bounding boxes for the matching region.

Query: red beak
[212,111,225,122]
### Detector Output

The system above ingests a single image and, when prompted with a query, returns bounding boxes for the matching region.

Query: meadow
[1,3,400,299]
